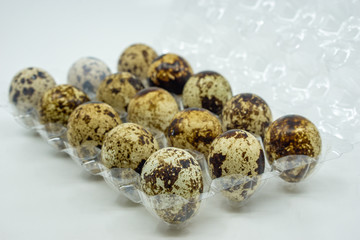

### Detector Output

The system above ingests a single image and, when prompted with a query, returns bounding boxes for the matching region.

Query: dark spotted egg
[182,71,233,115]
[67,102,121,158]
[264,114,322,183]
[38,84,89,126]
[147,53,193,94]
[208,129,265,202]
[117,43,158,85]
[9,67,56,114]
[166,108,222,157]
[141,147,203,224]
[221,93,272,139]
[96,72,144,114]
[101,123,159,173]
[67,57,111,99]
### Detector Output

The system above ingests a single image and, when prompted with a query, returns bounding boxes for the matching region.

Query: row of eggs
[8,43,322,224]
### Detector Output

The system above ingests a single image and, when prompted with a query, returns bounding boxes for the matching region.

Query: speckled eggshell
[38,84,89,126]
[9,67,56,114]
[117,43,158,83]
[166,108,222,157]
[127,87,179,132]
[101,123,159,173]
[221,93,272,139]
[264,114,322,183]
[182,71,233,115]
[208,129,265,202]
[67,57,111,98]
[96,72,144,113]
[147,53,193,94]
[67,102,122,157]
[141,147,203,224]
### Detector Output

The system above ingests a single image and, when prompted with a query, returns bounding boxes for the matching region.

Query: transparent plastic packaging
[158,0,358,177]
[158,0,360,145]
[4,0,359,228]
[7,106,331,227]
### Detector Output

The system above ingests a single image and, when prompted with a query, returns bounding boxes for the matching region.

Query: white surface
[0,0,359,239]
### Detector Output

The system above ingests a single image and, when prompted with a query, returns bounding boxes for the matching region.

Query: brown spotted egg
[67,57,111,99]
[208,129,265,202]
[221,93,272,139]
[141,147,203,224]
[101,123,159,173]
[9,67,56,114]
[182,71,233,115]
[38,84,89,126]
[264,114,322,183]
[96,72,144,114]
[67,102,122,157]
[117,43,158,85]
[147,53,193,94]
[127,87,179,132]
[166,108,222,157]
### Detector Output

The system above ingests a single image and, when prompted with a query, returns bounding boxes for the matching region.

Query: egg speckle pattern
[96,72,144,113]
[38,84,89,126]
[208,129,265,202]
[67,57,111,98]
[264,114,322,182]
[127,87,179,132]
[67,102,122,157]
[141,147,203,224]
[9,67,56,114]
[118,43,158,82]
[101,123,159,173]
[147,53,193,94]
[182,71,233,115]
[166,108,222,156]
[222,93,272,139]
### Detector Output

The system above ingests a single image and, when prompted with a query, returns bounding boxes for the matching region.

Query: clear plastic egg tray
[9,97,333,228]
[6,0,360,228]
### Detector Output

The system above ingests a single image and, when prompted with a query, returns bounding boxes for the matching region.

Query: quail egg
[96,72,144,114]
[9,67,56,115]
[117,43,158,85]
[208,129,265,202]
[141,147,203,224]
[221,93,272,139]
[127,87,179,132]
[182,71,233,115]
[67,57,111,99]
[166,108,222,157]
[38,84,89,126]
[147,53,193,94]
[67,102,122,157]
[101,123,160,173]
[264,114,322,183]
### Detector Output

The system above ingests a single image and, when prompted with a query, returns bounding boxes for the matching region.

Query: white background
[0,0,359,239]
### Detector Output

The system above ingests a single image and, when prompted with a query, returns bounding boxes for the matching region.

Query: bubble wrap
[157,0,360,150]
